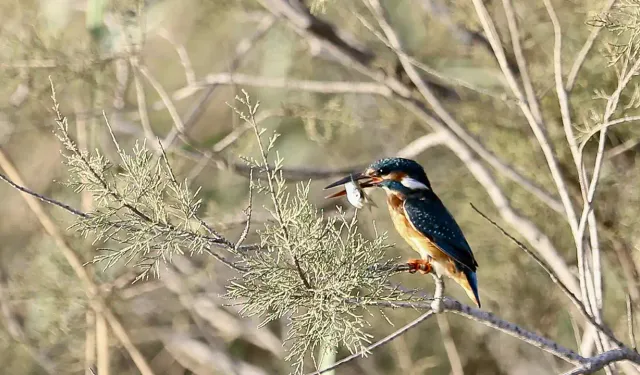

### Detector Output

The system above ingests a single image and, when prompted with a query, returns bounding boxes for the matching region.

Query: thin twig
[157,30,196,86]
[160,15,275,148]
[130,57,159,150]
[469,203,624,348]
[543,0,581,173]
[235,168,253,250]
[234,91,312,289]
[306,311,436,375]
[501,0,543,123]
[170,73,392,102]
[0,171,88,218]
[358,0,578,297]
[606,137,640,158]
[0,149,157,375]
[578,116,640,154]
[566,0,618,92]
[628,295,637,352]
[470,0,579,235]
[135,63,185,134]
[437,312,465,375]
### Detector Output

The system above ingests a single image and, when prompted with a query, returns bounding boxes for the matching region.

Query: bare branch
[235,168,254,250]
[579,116,640,153]
[306,311,436,375]
[161,15,276,148]
[130,58,159,150]
[628,295,637,352]
[0,170,88,218]
[501,0,543,123]
[436,313,465,375]
[566,0,618,92]
[470,0,579,235]
[543,0,581,171]
[395,132,448,158]
[157,29,196,87]
[169,73,392,102]
[364,298,587,365]
[470,204,623,348]
[135,63,186,135]
[0,149,157,375]
[561,349,640,375]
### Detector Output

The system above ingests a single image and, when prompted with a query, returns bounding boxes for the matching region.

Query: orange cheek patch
[386,171,407,181]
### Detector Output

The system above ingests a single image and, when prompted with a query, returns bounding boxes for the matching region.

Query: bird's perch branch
[2,142,640,375]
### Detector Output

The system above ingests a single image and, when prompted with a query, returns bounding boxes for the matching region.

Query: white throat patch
[400,176,429,190]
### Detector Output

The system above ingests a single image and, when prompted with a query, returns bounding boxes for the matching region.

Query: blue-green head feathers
[368,158,432,189]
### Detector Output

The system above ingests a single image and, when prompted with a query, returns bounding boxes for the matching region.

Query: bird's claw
[407,258,432,274]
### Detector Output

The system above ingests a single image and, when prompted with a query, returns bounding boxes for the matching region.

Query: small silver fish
[345,176,377,209]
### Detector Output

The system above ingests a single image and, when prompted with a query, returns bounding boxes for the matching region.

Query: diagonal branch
[470,0,579,235]
[357,0,578,296]
[0,149,157,375]
[566,0,618,92]
[361,298,588,365]
[160,15,275,148]
[501,0,543,124]
[306,311,436,375]
[470,204,623,348]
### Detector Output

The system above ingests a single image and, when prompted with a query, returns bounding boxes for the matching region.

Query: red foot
[407,258,432,274]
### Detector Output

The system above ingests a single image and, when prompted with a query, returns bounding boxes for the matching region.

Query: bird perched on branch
[324,157,481,307]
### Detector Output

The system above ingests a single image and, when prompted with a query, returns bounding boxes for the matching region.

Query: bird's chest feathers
[387,194,451,272]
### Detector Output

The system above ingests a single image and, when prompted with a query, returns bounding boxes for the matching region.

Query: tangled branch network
[0,83,637,375]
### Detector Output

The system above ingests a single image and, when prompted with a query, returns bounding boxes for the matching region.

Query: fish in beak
[324,172,382,209]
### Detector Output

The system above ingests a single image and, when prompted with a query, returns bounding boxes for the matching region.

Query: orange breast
[387,195,446,261]
[386,194,478,305]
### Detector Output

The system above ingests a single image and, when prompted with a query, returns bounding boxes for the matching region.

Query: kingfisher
[324,157,481,307]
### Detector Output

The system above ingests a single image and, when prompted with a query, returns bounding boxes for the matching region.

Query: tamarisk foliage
[226,92,411,373]
[54,87,416,373]
[52,83,224,281]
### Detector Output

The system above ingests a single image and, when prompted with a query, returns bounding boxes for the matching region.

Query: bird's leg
[407,258,432,274]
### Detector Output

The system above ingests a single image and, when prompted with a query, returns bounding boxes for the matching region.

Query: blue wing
[403,195,478,272]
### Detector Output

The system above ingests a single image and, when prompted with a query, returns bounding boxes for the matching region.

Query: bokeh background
[1,0,639,374]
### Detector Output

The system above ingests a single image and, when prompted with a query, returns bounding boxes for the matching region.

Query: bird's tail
[460,269,481,308]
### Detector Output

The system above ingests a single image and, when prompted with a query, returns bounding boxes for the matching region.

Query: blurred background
[0,0,639,374]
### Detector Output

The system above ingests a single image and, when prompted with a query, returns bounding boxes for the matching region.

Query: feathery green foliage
[51,81,220,281]
[53,84,416,373]
[226,91,411,374]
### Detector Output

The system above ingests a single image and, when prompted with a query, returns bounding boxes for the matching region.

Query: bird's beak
[323,172,382,198]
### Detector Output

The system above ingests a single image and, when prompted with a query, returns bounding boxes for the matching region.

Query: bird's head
[324,157,432,199]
